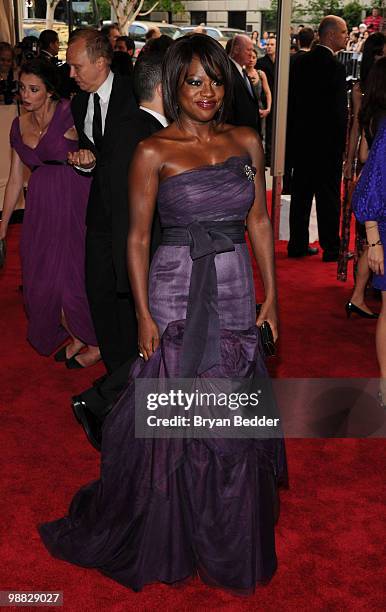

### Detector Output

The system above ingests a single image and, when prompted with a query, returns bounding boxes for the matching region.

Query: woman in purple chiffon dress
[39,36,287,593]
[0,59,99,367]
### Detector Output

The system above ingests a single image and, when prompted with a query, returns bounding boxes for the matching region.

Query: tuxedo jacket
[290,49,308,67]
[228,61,261,135]
[113,108,164,292]
[287,45,348,165]
[71,76,156,292]
[39,50,59,65]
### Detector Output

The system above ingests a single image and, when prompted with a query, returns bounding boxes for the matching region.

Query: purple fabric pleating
[9,100,97,354]
[38,155,288,593]
[162,220,245,377]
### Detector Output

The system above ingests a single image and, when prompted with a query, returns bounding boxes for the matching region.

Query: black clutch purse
[256,304,276,357]
[259,321,276,357]
[0,239,6,270]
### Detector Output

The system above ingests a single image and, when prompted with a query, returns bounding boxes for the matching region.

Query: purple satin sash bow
[162,220,246,377]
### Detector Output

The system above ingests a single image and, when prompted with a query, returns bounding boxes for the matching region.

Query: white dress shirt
[230,57,254,96]
[230,57,244,76]
[139,106,168,128]
[84,70,114,143]
[76,71,114,172]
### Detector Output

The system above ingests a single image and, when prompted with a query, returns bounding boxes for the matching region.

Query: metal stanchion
[270,0,292,238]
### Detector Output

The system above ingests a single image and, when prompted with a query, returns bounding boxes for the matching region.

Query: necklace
[32,112,49,136]
[31,102,56,137]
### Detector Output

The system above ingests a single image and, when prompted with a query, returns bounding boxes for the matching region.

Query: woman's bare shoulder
[222,124,261,148]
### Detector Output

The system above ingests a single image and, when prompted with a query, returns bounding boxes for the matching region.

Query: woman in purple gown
[39,36,287,593]
[0,59,99,367]
[352,57,386,403]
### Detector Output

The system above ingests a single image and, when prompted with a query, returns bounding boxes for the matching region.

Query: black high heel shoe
[345,302,379,319]
[54,345,81,362]
[54,345,70,362]
[66,355,85,369]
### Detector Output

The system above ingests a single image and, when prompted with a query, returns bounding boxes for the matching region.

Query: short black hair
[162,34,232,125]
[138,34,173,60]
[20,58,60,99]
[39,29,59,51]
[116,35,135,53]
[133,53,163,103]
[298,26,314,49]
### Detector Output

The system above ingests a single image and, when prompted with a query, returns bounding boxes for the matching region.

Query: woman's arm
[259,70,272,118]
[358,129,369,165]
[127,139,161,360]
[242,129,278,340]
[0,148,24,239]
[344,83,362,180]
[365,221,384,276]
[352,122,386,276]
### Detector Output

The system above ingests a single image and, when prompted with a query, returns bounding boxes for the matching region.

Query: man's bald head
[230,34,254,67]
[318,15,348,52]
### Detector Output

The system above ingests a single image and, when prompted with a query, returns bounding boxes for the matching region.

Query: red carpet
[1,224,385,611]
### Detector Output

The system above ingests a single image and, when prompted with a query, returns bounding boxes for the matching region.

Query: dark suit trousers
[79,356,138,417]
[85,229,137,374]
[288,158,342,255]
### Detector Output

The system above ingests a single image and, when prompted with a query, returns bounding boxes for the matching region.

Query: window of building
[228,11,246,31]
[190,11,207,26]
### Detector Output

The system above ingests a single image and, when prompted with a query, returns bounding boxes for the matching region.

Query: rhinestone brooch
[243,164,256,181]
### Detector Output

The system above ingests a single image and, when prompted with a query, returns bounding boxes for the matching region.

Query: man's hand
[68,149,96,169]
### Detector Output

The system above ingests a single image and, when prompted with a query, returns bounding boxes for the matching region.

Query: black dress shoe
[66,356,85,369]
[307,246,319,256]
[345,301,379,319]
[288,246,319,258]
[54,345,68,362]
[72,396,102,451]
[55,345,82,363]
[322,251,339,262]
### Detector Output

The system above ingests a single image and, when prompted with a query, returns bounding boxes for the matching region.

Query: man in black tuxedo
[283,27,315,195]
[38,30,60,65]
[287,16,348,261]
[66,28,138,375]
[290,26,314,66]
[228,34,261,135]
[70,50,168,450]
[256,36,276,166]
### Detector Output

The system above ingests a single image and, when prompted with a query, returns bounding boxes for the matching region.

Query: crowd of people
[0,9,385,594]
[345,7,385,52]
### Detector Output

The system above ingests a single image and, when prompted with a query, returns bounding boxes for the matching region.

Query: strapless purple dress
[39,156,287,593]
[10,100,97,354]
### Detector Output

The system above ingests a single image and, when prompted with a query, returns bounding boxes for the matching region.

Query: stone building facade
[172,0,373,32]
